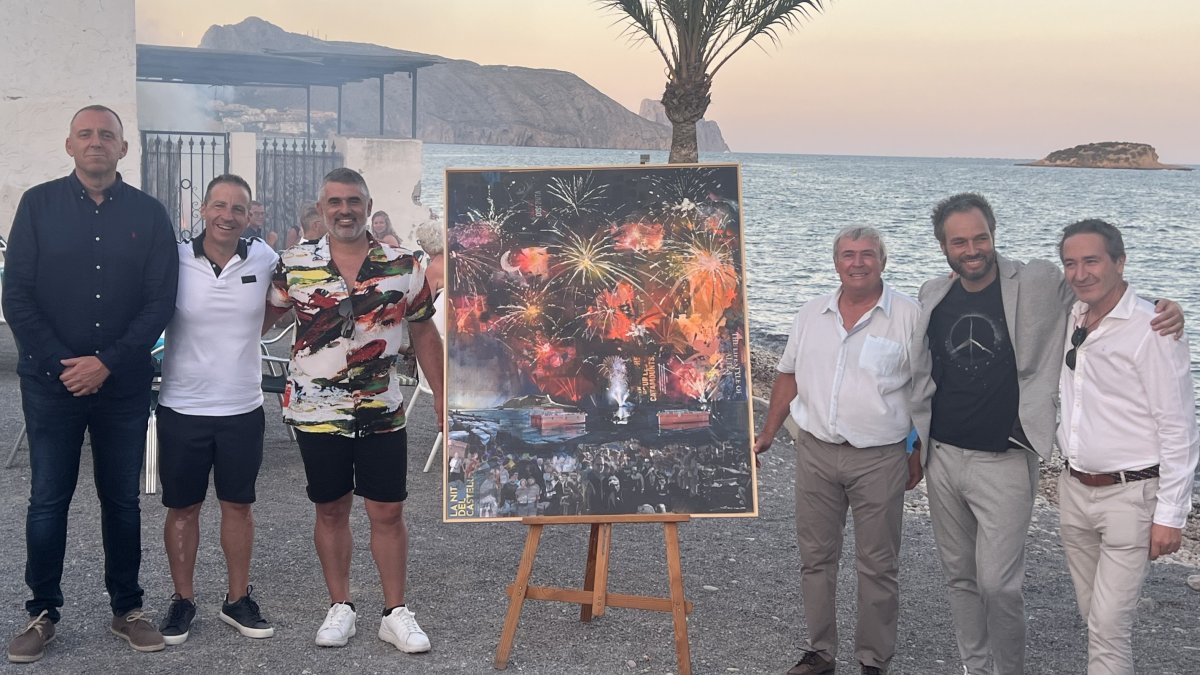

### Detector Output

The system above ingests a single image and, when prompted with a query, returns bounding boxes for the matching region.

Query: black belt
[1065,461,1160,487]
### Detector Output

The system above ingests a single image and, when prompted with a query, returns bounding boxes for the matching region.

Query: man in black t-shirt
[908,193,1182,675]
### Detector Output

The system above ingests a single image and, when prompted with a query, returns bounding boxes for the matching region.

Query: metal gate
[257,137,343,246]
[140,131,230,241]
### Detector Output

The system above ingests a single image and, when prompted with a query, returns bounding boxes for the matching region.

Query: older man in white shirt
[755,226,923,675]
[1055,219,1198,675]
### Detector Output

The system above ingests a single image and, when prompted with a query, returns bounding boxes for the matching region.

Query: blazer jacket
[910,253,1073,464]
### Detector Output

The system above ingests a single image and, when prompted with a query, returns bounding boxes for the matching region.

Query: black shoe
[219,585,274,639]
[787,650,835,675]
[861,665,883,675]
[160,594,196,646]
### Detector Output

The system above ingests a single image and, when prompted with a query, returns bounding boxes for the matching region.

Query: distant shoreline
[1016,161,1192,171]
[420,141,1200,167]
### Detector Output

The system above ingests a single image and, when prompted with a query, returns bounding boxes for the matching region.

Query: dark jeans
[19,376,150,621]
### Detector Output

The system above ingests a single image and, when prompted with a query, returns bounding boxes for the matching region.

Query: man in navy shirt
[3,104,178,663]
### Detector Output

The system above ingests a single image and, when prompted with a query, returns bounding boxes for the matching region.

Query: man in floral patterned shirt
[268,168,443,654]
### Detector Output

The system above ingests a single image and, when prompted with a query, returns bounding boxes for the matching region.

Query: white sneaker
[315,603,357,647]
[378,607,430,653]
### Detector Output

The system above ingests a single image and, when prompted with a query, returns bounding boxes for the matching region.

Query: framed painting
[442,164,755,521]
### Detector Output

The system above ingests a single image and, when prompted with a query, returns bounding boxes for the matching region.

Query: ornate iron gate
[256,137,343,245]
[140,131,230,241]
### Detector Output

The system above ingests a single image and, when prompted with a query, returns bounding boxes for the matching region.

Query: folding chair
[143,341,166,494]
[403,361,444,473]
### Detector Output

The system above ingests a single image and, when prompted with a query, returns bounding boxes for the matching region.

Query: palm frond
[601,0,824,78]
[709,0,823,75]
[596,0,674,68]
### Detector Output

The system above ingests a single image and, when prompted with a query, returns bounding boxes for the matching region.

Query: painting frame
[441,163,756,522]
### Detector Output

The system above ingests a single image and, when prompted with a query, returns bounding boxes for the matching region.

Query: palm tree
[599,0,824,163]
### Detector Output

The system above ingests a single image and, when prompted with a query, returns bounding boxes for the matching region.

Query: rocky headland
[183,17,729,152]
[1020,141,1191,170]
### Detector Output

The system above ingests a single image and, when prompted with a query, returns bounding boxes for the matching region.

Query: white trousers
[1058,472,1156,675]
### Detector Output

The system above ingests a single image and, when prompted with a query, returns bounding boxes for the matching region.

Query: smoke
[136,82,222,132]
[607,356,631,423]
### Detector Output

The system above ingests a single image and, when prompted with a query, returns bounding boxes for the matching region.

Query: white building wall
[0,0,140,238]
[227,132,259,198]
[334,137,433,251]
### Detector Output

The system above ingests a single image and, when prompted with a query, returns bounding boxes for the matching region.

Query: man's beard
[948,252,996,282]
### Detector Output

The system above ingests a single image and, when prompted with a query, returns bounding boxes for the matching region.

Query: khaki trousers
[792,428,908,670]
[1058,472,1156,675]
[926,441,1039,675]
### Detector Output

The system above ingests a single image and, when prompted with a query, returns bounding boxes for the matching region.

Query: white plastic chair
[411,292,445,472]
[405,361,444,473]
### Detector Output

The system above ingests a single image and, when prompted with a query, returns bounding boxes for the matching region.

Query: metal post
[306,86,312,148]
[379,76,385,136]
[410,71,418,139]
[337,85,343,135]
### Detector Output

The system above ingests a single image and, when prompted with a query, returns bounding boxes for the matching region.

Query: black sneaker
[160,595,196,646]
[219,586,274,639]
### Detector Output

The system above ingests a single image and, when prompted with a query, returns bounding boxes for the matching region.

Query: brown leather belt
[1066,462,1160,487]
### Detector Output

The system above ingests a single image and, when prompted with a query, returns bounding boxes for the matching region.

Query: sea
[420,143,1200,390]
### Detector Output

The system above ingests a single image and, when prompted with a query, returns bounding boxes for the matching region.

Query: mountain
[638,99,729,152]
[1019,142,1190,171]
[195,17,729,152]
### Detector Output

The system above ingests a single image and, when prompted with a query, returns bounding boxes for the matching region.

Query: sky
[136,0,1200,163]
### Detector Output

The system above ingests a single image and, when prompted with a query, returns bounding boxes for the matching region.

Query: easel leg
[590,523,612,618]
[580,523,600,622]
[495,524,543,669]
[664,522,692,675]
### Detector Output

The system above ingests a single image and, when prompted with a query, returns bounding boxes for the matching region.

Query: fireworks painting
[443,165,754,522]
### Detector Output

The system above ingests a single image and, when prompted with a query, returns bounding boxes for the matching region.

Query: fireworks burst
[550,226,650,295]
[658,229,739,296]
[449,245,496,295]
[545,173,609,217]
[647,169,721,211]
[494,284,559,335]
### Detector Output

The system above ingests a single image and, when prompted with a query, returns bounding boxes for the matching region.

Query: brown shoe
[110,609,165,652]
[788,650,835,675]
[8,610,55,663]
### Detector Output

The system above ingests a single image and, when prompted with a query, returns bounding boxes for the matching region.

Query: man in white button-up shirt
[1055,219,1198,675]
[755,226,923,675]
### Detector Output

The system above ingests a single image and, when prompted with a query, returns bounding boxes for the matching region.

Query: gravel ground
[0,334,1196,674]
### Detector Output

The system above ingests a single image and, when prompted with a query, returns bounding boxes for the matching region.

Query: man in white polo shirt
[155,174,280,645]
[1055,219,1197,674]
[755,226,924,675]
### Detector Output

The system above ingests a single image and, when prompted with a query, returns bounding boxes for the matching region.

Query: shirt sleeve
[96,200,179,374]
[1,191,76,377]
[403,256,435,323]
[268,256,294,309]
[1137,331,1199,528]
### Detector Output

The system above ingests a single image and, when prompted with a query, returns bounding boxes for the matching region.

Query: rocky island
[1020,142,1191,170]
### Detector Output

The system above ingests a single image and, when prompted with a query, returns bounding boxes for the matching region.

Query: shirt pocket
[859,335,905,379]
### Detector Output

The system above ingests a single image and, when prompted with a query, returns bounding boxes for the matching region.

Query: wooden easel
[494,514,694,675]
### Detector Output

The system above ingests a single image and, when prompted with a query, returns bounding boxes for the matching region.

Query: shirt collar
[312,233,400,264]
[1071,283,1137,323]
[824,282,892,317]
[191,231,249,261]
[67,170,126,201]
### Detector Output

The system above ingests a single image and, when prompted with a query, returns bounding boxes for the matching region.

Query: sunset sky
[136,0,1200,163]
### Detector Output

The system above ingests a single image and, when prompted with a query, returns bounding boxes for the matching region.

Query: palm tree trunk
[662,73,711,164]
[668,122,699,164]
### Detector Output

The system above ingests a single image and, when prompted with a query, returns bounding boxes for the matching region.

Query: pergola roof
[135,44,443,88]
